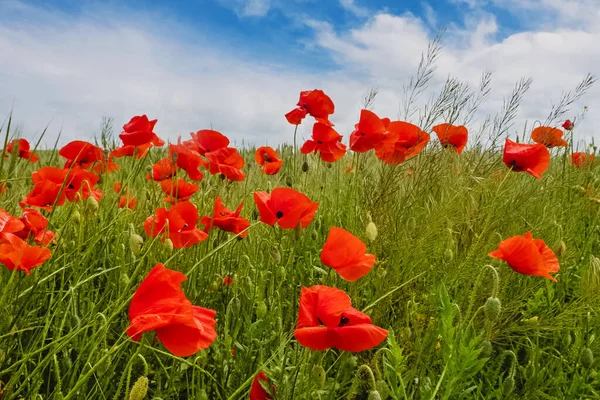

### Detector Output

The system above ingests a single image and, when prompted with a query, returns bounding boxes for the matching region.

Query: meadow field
[0,53,599,399]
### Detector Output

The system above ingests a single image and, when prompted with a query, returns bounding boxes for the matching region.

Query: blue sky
[0,0,598,147]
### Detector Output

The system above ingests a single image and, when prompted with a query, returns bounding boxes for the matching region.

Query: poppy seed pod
[128,376,149,400]
[285,175,293,187]
[129,234,144,255]
[302,161,309,172]
[312,365,326,388]
[365,222,378,242]
[580,348,594,369]
[484,297,501,323]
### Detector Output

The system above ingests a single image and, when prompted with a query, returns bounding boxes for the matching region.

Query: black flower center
[317,140,322,144]
[360,132,366,136]
[276,210,284,218]
[338,314,350,327]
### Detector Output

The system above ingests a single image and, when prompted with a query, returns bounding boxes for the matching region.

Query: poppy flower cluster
[288,90,471,165]
[5,138,38,162]
[0,208,53,273]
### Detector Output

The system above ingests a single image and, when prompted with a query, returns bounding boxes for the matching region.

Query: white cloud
[339,0,370,18]
[0,0,598,151]
[217,0,272,17]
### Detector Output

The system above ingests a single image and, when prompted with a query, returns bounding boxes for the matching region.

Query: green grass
[0,133,599,399]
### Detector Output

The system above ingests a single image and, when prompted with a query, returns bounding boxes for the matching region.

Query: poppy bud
[86,196,99,214]
[96,348,111,376]
[72,210,81,224]
[269,246,281,264]
[312,365,326,388]
[480,340,492,359]
[302,161,309,172]
[444,248,453,262]
[554,240,567,257]
[365,222,378,242]
[502,376,515,396]
[484,297,501,323]
[562,331,572,349]
[163,238,173,251]
[120,273,130,287]
[405,217,416,232]
[129,234,144,255]
[276,265,286,280]
[368,391,382,400]
[580,348,594,369]
[128,376,149,400]
[197,390,209,400]
[256,301,267,319]
[285,176,293,187]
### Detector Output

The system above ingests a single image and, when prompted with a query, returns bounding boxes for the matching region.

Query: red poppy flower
[488,232,559,282]
[250,371,275,400]
[200,197,250,238]
[255,146,283,175]
[59,140,116,173]
[113,182,122,193]
[254,188,318,229]
[321,227,376,282]
[222,276,233,286]
[531,126,568,148]
[285,89,335,125]
[205,147,246,181]
[502,139,550,179]
[21,167,101,210]
[570,152,595,168]
[126,263,217,357]
[293,285,388,352]
[349,110,387,153]
[14,208,55,245]
[118,196,137,210]
[187,130,230,156]
[5,138,38,162]
[562,120,574,131]
[119,115,164,147]
[169,142,206,181]
[148,158,178,182]
[375,121,430,164]
[160,178,199,203]
[432,123,468,154]
[110,143,152,159]
[0,209,25,236]
[301,122,347,162]
[0,233,51,274]
[144,201,208,248]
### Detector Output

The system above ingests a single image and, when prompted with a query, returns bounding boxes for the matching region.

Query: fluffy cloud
[0,0,598,150]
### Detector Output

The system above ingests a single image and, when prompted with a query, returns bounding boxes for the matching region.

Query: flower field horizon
[1,45,600,399]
